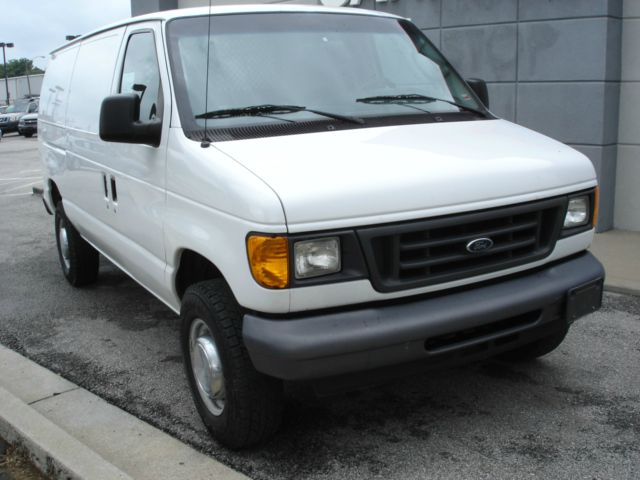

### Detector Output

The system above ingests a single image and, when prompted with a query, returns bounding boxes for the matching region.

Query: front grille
[24,120,37,125]
[357,197,566,292]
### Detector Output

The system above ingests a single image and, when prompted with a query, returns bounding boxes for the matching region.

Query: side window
[28,103,38,113]
[120,32,162,123]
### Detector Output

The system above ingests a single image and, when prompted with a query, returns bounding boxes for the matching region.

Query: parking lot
[0,134,43,198]
[0,133,639,479]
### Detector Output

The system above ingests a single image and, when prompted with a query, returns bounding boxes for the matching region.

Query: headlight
[564,195,590,228]
[294,237,341,279]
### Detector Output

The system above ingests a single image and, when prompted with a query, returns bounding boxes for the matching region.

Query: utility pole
[25,63,31,97]
[0,42,14,105]
[25,56,45,98]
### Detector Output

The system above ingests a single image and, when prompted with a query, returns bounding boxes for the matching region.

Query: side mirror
[466,78,489,109]
[99,93,161,147]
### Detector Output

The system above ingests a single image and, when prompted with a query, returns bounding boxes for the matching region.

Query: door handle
[110,175,118,204]
[102,173,109,209]
[102,173,118,212]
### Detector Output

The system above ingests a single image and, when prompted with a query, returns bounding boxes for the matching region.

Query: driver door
[102,22,170,298]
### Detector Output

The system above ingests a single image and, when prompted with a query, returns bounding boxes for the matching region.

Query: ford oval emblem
[466,237,494,253]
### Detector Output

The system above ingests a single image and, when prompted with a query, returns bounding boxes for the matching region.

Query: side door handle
[102,173,110,209]
[110,175,118,204]
[102,173,118,212]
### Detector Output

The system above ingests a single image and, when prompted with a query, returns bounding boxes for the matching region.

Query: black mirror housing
[99,93,161,147]
[466,78,489,109]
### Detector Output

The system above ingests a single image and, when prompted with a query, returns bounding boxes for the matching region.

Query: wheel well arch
[175,249,225,300]
[49,179,62,207]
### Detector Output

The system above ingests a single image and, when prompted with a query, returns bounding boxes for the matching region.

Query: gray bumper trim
[243,252,604,380]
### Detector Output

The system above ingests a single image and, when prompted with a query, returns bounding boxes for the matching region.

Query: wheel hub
[190,319,225,415]
[58,223,70,270]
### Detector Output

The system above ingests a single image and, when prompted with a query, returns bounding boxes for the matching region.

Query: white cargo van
[39,5,604,448]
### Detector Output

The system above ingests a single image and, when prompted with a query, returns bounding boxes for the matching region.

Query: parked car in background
[0,106,7,114]
[18,111,38,137]
[0,99,38,134]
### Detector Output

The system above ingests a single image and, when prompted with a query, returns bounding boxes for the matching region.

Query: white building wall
[1,74,44,105]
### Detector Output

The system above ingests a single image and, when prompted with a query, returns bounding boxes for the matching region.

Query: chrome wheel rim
[189,319,225,416]
[58,221,71,271]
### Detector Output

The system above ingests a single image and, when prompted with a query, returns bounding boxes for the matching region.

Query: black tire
[181,280,283,449]
[54,202,99,287]
[499,324,568,362]
[24,132,33,138]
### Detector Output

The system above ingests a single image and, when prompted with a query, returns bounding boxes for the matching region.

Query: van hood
[214,119,596,232]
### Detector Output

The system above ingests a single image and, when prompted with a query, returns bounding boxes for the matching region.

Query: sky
[1,0,131,70]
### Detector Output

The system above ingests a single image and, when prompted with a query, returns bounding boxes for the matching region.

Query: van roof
[51,5,401,55]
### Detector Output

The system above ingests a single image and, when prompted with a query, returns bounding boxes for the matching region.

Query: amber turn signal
[247,235,289,288]
[592,186,599,228]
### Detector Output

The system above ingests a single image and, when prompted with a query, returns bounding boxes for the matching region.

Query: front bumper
[0,120,19,132]
[18,125,37,135]
[243,252,604,382]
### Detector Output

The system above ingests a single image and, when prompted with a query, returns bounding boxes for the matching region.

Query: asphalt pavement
[1,134,639,479]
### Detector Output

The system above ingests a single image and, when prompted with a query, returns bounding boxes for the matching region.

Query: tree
[0,58,45,78]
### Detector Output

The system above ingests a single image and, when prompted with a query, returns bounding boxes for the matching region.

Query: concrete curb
[0,386,132,480]
[604,285,640,297]
[0,345,250,480]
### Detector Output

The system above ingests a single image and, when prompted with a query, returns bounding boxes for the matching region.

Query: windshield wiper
[196,104,364,125]
[356,94,487,117]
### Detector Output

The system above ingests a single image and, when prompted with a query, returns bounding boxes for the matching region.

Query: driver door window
[120,32,162,122]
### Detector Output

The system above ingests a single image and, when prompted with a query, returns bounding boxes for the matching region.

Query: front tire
[181,280,283,449]
[55,202,99,286]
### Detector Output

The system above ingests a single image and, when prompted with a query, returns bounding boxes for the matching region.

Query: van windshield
[166,12,486,138]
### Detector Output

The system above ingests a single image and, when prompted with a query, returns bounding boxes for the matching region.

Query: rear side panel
[39,45,80,210]
[63,28,126,257]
